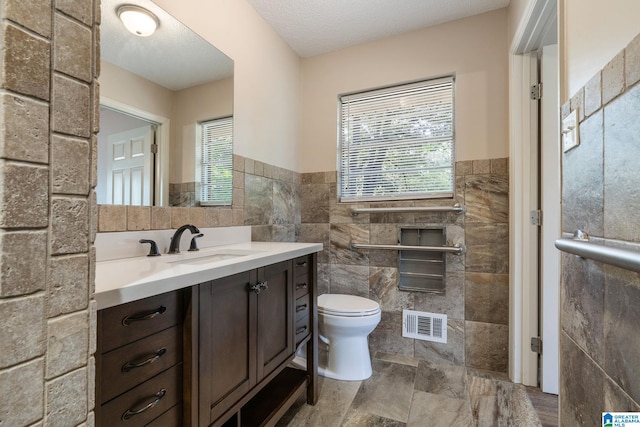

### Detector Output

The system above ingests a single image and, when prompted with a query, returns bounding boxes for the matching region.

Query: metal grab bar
[349,242,466,255]
[554,230,640,273]
[350,203,466,215]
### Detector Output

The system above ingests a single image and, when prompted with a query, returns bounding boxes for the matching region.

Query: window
[197,116,233,206]
[338,76,455,202]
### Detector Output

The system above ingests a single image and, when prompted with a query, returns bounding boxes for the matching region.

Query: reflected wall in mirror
[98,0,234,207]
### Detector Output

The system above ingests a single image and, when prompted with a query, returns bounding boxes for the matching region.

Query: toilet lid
[318,294,381,317]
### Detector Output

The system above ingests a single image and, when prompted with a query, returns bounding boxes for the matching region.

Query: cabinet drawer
[294,294,310,321]
[295,315,310,345]
[100,326,183,403]
[147,404,181,426]
[100,365,182,427]
[99,291,183,353]
[293,255,311,278]
[293,278,310,300]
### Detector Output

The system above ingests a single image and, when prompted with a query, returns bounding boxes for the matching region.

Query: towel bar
[349,242,466,255]
[350,204,466,215]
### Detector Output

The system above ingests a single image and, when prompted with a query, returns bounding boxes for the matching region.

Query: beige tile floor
[277,352,558,427]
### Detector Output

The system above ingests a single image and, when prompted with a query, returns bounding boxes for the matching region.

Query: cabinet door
[199,269,257,425]
[256,260,294,381]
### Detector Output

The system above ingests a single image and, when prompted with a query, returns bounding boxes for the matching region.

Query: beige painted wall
[299,9,509,172]
[153,0,303,172]
[172,78,234,183]
[563,0,640,100]
[99,61,234,184]
[507,0,532,46]
[100,60,173,118]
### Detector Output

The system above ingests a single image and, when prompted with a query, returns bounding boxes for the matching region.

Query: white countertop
[95,241,322,310]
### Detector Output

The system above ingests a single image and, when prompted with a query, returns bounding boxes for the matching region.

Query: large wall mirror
[98,0,234,207]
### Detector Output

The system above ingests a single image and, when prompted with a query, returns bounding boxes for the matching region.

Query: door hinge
[151,143,158,154]
[530,83,543,100]
[531,336,542,354]
[530,210,542,226]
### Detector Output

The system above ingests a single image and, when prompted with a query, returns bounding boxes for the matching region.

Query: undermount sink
[165,249,260,266]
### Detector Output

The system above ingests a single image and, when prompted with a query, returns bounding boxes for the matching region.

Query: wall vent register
[402,309,447,343]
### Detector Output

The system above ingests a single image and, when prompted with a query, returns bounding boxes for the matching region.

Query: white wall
[299,9,509,172]
[153,0,303,172]
[563,0,640,101]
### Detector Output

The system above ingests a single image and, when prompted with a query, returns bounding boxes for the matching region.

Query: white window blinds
[339,77,455,202]
[199,117,233,206]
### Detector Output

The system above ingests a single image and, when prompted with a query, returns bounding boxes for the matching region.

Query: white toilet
[316,293,381,381]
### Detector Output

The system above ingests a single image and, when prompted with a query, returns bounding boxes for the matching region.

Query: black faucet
[168,224,200,254]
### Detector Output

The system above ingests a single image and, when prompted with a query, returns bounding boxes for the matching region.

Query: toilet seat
[318,294,381,317]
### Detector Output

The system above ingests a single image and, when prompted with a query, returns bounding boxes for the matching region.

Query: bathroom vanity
[94,232,321,427]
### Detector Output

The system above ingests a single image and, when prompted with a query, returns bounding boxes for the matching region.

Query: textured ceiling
[101,0,233,91]
[246,0,511,58]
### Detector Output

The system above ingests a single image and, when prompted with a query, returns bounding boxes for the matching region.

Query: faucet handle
[139,239,161,256]
[188,234,204,252]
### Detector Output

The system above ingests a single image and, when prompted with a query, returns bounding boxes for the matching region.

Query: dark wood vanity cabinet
[196,260,296,426]
[191,254,318,427]
[96,252,318,427]
[96,290,186,427]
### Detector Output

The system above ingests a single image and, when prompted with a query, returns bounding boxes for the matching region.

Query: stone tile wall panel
[0,92,49,163]
[0,0,96,425]
[2,22,50,100]
[0,230,47,297]
[0,161,49,228]
[51,197,89,255]
[54,14,92,82]
[561,35,640,424]
[51,134,90,195]
[0,295,46,368]
[0,359,45,425]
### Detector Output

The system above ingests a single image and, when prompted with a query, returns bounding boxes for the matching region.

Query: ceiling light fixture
[117,4,159,37]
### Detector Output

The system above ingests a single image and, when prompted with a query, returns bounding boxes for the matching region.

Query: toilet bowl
[312,294,381,381]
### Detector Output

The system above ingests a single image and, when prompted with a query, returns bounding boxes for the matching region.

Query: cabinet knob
[248,281,269,294]
[296,304,308,313]
[296,325,308,335]
[296,283,308,290]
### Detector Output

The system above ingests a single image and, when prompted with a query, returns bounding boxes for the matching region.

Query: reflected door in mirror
[106,125,154,205]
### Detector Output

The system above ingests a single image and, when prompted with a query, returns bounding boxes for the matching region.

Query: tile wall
[99,154,509,373]
[560,33,640,425]
[299,158,509,372]
[0,0,98,425]
[98,154,302,243]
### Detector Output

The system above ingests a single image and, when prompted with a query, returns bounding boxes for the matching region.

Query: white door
[539,44,560,394]
[106,125,154,206]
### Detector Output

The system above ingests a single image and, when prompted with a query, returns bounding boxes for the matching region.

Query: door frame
[100,96,171,206]
[508,0,558,387]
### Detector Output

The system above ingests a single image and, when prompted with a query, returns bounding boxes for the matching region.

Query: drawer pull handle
[296,261,308,267]
[248,281,269,294]
[122,388,166,421]
[122,306,167,326]
[122,348,167,373]
[296,283,308,290]
[296,304,308,313]
[296,326,308,335]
